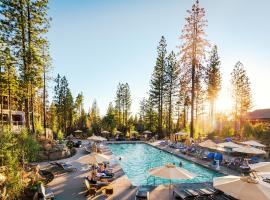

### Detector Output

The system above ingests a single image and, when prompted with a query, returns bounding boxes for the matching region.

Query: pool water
[108,143,222,186]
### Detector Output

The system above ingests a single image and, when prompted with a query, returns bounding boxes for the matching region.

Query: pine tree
[114,82,132,128]
[53,74,74,134]
[164,51,179,135]
[179,0,209,138]
[89,99,101,134]
[102,102,116,134]
[231,61,252,133]
[150,36,167,138]
[123,83,131,126]
[205,45,221,127]
[0,0,51,133]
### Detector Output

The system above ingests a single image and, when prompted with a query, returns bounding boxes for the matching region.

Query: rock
[43,143,52,151]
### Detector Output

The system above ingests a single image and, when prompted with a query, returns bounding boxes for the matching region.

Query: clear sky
[47,0,270,116]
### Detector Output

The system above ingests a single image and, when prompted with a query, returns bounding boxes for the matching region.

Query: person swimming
[179,161,183,167]
[119,156,122,161]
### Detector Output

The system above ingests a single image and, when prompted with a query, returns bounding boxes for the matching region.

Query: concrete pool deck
[39,140,238,200]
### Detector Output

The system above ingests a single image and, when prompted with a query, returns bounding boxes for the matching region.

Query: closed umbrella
[249,162,270,173]
[214,175,270,200]
[149,163,196,199]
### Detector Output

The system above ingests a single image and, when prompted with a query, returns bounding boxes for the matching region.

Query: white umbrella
[149,163,196,199]
[174,132,188,136]
[97,136,107,141]
[214,175,270,200]
[89,153,111,163]
[249,162,270,173]
[87,135,104,142]
[101,130,110,134]
[143,130,152,134]
[218,142,242,149]
[241,140,265,148]
[199,139,217,149]
[233,146,266,155]
[149,164,196,179]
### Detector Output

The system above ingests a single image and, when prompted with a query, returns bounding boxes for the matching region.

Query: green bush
[57,130,64,141]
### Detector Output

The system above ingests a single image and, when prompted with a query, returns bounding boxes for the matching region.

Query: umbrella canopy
[213,175,270,200]
[89,153,111,163]
[87,135,105,142]
[199,139,217,148]
[249,162,270,172]
[74,130,82,133]
[143,130,152,134]
[101,130,110,134]
[149,163,196,180]
[218,142,242,149]
[97,136,107,141]
[241,140,265,148]
[233,146,266,155]
[174,132,188,136]
[115,130,122,134]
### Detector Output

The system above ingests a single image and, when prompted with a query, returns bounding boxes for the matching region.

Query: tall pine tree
[150,36,167,138]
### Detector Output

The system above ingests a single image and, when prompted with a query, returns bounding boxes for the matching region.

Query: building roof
[248,109,270,120]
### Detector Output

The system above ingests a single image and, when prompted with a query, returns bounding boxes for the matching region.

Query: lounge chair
[84,178,113,198]
[55,162,77,172]
[135,186,155,200]
[37,183,54,200]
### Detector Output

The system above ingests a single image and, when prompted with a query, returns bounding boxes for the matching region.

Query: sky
[47,0,270,116]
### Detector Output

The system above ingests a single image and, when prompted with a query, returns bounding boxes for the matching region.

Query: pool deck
[148,141,240,176]
[39,140,238,200]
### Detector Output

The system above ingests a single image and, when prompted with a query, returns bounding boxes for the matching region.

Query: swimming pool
[108,143,222,186]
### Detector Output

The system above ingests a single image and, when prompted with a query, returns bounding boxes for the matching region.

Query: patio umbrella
[97,136,107,141]
[213,175,270,200]
[74,129,82,133]
[233,146,266,155]
[199,139,217,149]
[240,140,265,148]
[249,162,270,173]
[143,130,152,134]
[149,163,196,199]
[174,132,188,136]
[87,135,104,142]
[218,142,242,149]
[115,130,122,134]
[101,130,110,134]
[89,153,111,164]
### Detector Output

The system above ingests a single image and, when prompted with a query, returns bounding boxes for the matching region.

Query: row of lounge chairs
[166,141,261,174]
[134,185,236,200]
[173,185,237,200]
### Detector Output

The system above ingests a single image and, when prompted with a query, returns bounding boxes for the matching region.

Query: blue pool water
[108,143,222,186]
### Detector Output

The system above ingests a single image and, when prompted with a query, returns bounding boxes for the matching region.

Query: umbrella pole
[169,180,172,200]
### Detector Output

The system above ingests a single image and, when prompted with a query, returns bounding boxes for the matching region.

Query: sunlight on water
[108,143,222,186]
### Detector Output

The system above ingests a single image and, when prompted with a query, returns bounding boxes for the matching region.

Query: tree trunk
[43,64,46,137]
[19,0,30,131]
[27,0,35,134]
[190,60,195,138]
[0,66,3,130]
